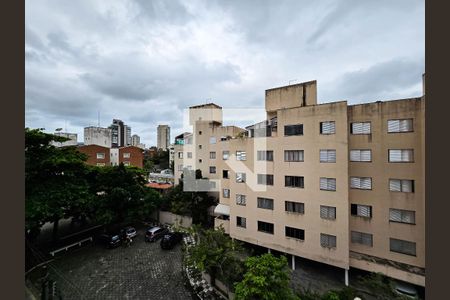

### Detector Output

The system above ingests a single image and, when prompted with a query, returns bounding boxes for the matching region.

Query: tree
[234,253,298,300]
[187,226,243,287]
[86,164,162,225]
[25,128,92,241]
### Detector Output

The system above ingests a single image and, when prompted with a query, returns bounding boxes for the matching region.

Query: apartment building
[78,145,144,168]
[174,79,425,287]
[84,126,112,148]
[157,124,170,150]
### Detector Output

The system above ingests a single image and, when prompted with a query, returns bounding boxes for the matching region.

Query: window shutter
[350,150,360,161]
[402,150,413,162]
[320,150,327,162]
[352,123,362,134]
[361,150,371,161]
[328,178,336,190]
[328,150,336,162]
[389,150,402,162]
[401,180,413,192]
[361,178,372,189]
[390,209,402,222]
[388,120,400,132]
[320,178,328,190]
[390,179,401,191]
[350,177,359,188]
[363,122,371,134]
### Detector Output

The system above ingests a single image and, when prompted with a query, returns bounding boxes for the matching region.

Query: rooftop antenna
[206,98,212,104]
[65,120,67,132]
[98,111,100,127]
[289,79,298,85]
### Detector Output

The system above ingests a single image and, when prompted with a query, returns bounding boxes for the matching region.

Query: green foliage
[357,272,413,300]
[234,253,298,300]
[187,226,244,286]
[25,128,162,240]
[25,128,92,238]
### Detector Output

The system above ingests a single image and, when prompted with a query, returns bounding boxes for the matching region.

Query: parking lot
[27,226,193,300]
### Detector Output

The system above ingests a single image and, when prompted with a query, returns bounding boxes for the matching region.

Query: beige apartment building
[174,79,425,287]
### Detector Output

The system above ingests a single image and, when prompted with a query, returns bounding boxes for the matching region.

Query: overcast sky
[25,0,424,146]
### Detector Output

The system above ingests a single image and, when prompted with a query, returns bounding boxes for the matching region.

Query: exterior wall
[84,126,112,148]
[159,211,192,228]
[119,146,144,168]
[131,134,140,146]
[157,125,170,150]
[110,148,119,166]
[51,132,78,147]
[77,145,110,166]
[265,81,317,117]
[173,81,425,286]
[347,98,425,285]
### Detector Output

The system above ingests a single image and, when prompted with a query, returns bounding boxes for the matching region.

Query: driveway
[27,226,193,300]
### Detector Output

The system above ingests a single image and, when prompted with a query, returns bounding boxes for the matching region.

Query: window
[187,152,192,158]
[389,149,414,162]
[96,163,105,167]
[389,209,415,224]
[236,194,246,206]
[123,161,130,166]
[319,150,336,163]
[257,221,274,234]
[177,164,184,171]
[123,152,131,158]
[96,153,105,159]
[210,137,216,144]
[236,172,246,183]
[285,227,305,240]
[351,204,372,218]
[388,119,413,133]
[257,150,274,161]
[351,122,371,134]
[257,197,274,210]
[285,176,304,188]
[257,174,274,185]
[320,233,337,248]
[351,231,373,247]
[284,124,303,136]
[199,145,202,149]
[236,151,247,161]
[223,189,230,198]
[389,179,414,193]
[284,150,304,162]
[350,177,372,190]
[320,121,336,134]
[223,170,229,179]
[223,151,230,160]
[320,206,336,220]
[199,131,202,135]
[177,152,183,159]
[350,149,371,162]
[285,201,304,214]
[209,166,216,174]
[210,152,216,159]
[237,216,246,228]
[390,238,416,256]
[320,178,336,191]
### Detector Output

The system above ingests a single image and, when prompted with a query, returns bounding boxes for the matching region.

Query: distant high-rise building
[157,125,170,150]
[51,131,78,147]
[109,119,131,148]
[84,126,112,148]
[131,134,140,146]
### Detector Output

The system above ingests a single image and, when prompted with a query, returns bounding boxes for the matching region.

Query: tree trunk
[52,218,59,242]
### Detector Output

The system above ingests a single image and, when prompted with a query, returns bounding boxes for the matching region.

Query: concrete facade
[157,125,170,150]
[84,126,112,148]
[51,132,78,147]
[174,79,426,286]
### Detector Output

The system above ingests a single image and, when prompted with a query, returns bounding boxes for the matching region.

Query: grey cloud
[320,58,424,103]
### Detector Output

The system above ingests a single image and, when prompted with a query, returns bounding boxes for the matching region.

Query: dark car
[98,233,121,248]
[160,232,184,250]
[120,226,137,239]
[145,226,169,242]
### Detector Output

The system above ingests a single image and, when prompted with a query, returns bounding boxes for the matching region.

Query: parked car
[120,226,137,239]
[393,280,419,299]
[98,233,121,249]
[160,232,184,250]
[145,226,169,242]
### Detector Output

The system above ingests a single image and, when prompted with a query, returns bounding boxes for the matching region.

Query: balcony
[245,117,278,138]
